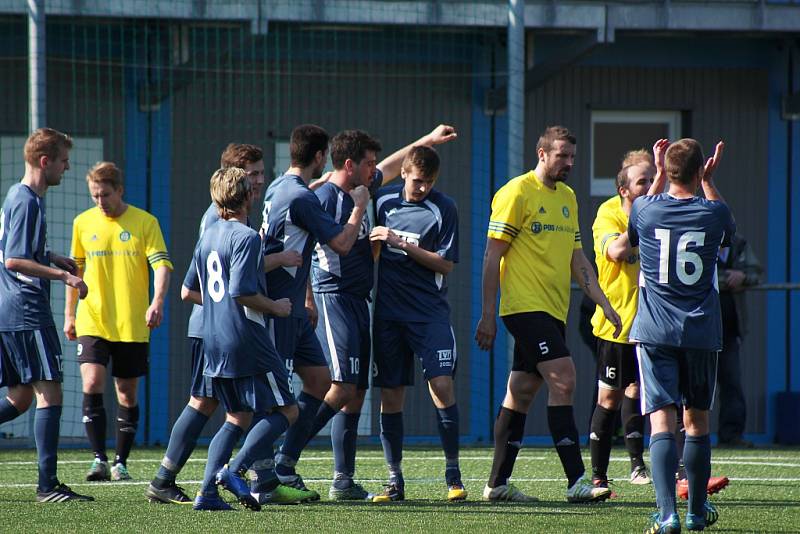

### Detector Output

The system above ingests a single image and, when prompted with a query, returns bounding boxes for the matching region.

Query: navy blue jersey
[0,183,54,331]
[184,219,279,378]
[311,171,383,298]
[628,193,735,350]
[186,203,220,338]
[373,183,459,322]
[262,174,342,318]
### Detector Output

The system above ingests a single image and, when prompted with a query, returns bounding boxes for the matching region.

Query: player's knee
[279,404,299,425]
[189,396,218,417]
[34,381,63,407]
[7,386,34,412]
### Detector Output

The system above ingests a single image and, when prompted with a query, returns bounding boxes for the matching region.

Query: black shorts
[502,311,570,376]
[595,339,639,391]
[77,336,149,378]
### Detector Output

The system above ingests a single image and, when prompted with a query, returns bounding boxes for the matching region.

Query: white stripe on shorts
[321,295,341,379]
[266,371,285,406]
[34,330,51,381]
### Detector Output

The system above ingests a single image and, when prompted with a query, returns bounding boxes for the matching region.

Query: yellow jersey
[590,196,639,343]
[487,171,581,322]
[71,205,173,342]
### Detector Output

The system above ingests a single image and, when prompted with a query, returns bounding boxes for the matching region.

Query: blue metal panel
[765,47,789,442]
[790,45,800,392]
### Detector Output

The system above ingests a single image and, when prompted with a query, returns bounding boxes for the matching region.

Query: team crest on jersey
[562,206,569,218]
[531,222,542,234]
[119,231,131,242]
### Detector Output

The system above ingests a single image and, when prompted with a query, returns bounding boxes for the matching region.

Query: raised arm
[647,138,670,196]
[326,185,369,255]
[570,249,621,338]
[701,141,725,203]
[605,231,633,262]
[369,226,454,275]
[377,125,458,184]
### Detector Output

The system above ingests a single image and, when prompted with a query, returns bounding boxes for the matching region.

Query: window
[590,111,681,197]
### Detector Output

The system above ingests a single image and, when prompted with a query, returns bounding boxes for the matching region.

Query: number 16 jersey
[628,193,735,351]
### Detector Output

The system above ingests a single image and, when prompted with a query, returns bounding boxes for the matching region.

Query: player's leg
[484,313,543,502]
[413,321,464,500]
[0,333,35,420]
[29,328,93,502]
[195,408,252,511]
[78,336,111,481]
[682,350,719,530]
[275,317,330,491]
[622,381,649,484]
[148,338,217,503]
[638,343,681,531]
[330,389,370,500]
[716,336,748,446]
[110,341,148,480]
[589,339,625,486]
[372,318,413,502]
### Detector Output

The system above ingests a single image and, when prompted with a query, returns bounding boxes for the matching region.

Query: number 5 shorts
[502,311,571,376]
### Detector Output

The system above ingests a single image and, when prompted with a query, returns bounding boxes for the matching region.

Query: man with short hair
[0,128,94,502]
[65,161,172,482]
[255,124,370,501]
[369,145,465,502]
[183,166,298,511]
[146,143,304,503]
[476,126,619,504]
[588,149,656,488]
[631,139,733,533]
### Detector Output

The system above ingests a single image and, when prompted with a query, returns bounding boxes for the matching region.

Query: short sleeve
[290,193,342,245]
[571,196,582,250]
[229,233,262,298]
[70,215,86,269]
[592,203,621,259]
[183,252,200,292]
[144,216,173,271]
[436,201,459,263]
[487,183,523,243]
[3,195,37,261]
[628,198,641,248]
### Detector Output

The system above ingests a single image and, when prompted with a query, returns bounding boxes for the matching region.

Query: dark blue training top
[262,174,342,318]
[311,170,383,298]
[0,183,54,331]
[184,219,280,378]
[629,193,736,350]
[373,182,459,322]
[186,203,220,339]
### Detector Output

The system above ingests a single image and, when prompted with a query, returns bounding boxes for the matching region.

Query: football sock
[622,395,645,470]
[435,404,461,485]
[230,411,290,475]
[332,411,361,485]
[201,422,243,496]
[380,412,404,481]
[306,401,338,445]
[276,392,322,477]
[589,404,615,481]
[548,405,584,487]
[34,406,61,492]
[684,434,711,518]
[114,405,138,466]
[249,457,280,493]
[82,393,107,461]
[488,406,526,488]
[649,432,678,520]
[0,397,22,424]
[155,405,209,485]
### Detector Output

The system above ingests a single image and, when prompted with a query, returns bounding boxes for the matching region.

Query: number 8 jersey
[184,218,281,378]
[628,193,735,351]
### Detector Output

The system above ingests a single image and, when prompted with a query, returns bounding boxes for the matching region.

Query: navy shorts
[77,335,148,378]
[503,311,570,376]
[314,293,371,389]
[189,337,215,399]
[212,369,295,414]
[596,339,640,391]
[272,315,327,382]
[373,318,457,388]
[0,326,63,387]
[636,343,718,415]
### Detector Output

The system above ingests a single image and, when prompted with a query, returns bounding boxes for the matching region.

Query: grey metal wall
[522,65,769,436]
[167,26,479,437]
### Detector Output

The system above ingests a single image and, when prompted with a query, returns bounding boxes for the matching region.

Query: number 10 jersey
[628,193,735,351]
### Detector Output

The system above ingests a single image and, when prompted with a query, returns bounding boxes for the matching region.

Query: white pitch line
[2,476,799,490]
